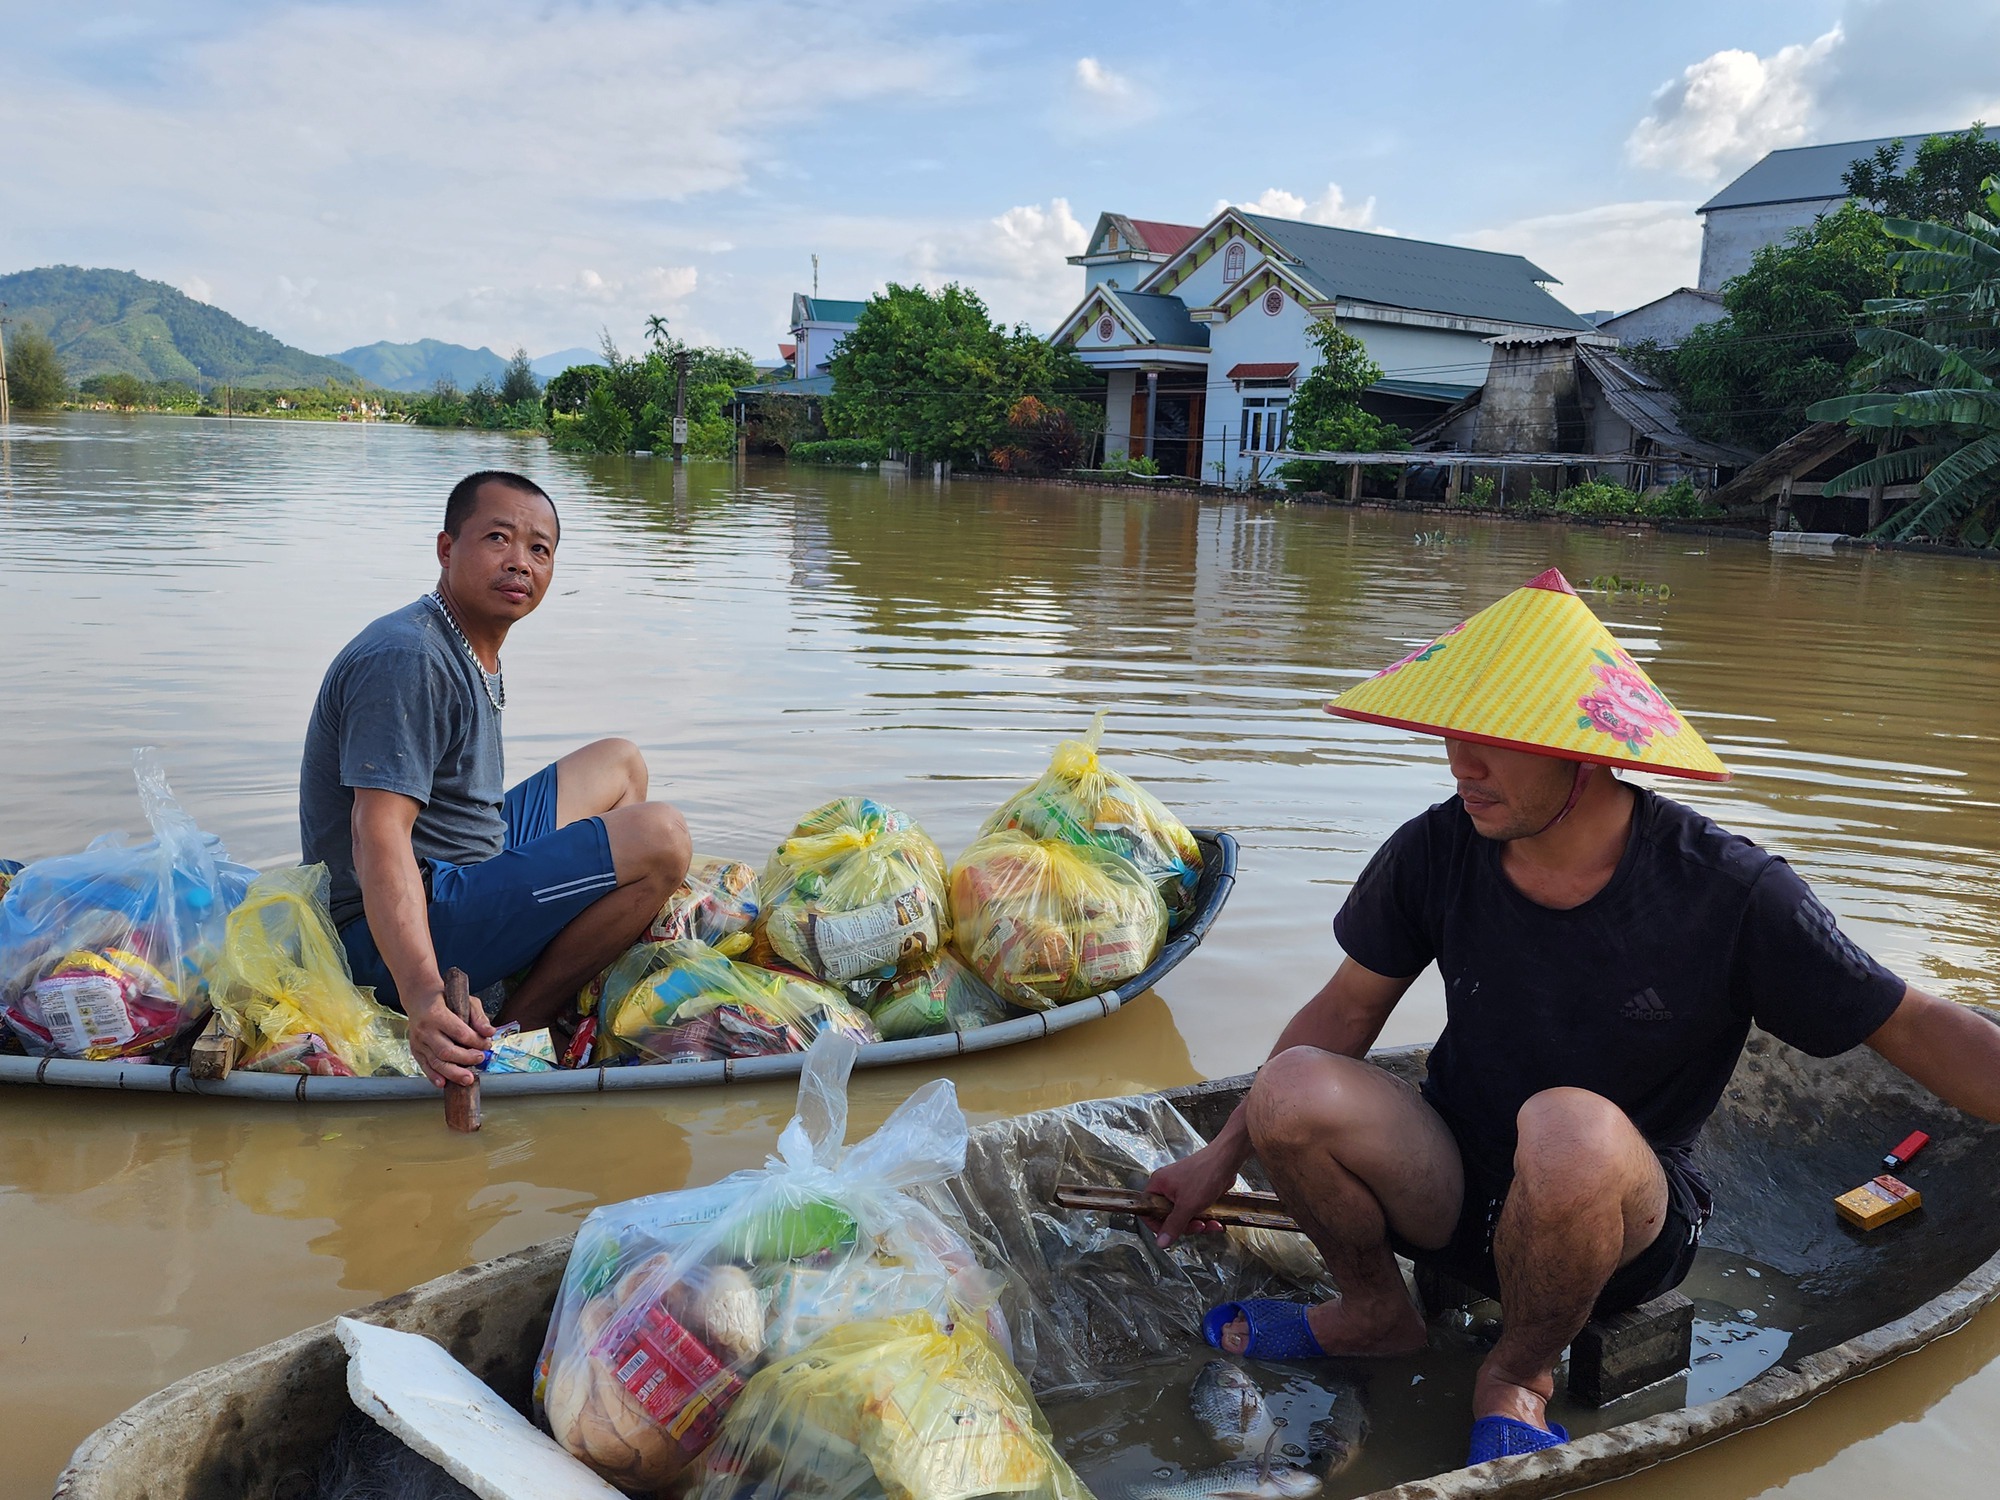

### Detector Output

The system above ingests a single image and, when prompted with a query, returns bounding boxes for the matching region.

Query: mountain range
[331,339,602,392]
[1,265,607,392]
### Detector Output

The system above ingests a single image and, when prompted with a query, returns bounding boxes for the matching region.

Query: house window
[1223,241,1246,283]
[1097,315,1116,341]
[1239,398,1290,454]
[1262,287,1285,316]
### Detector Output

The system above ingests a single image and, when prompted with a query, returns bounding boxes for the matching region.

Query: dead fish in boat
[1305,1384,1369,1477]
[1189,1359,1277,1454]
[1131,1434,1322,1500]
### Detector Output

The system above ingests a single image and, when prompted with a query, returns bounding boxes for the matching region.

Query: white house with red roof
[1054,208,1605,484]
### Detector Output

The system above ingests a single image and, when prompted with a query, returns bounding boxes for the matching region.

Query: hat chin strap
[1533,761,1594,837]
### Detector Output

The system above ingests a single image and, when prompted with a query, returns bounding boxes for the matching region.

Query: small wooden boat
[53,1021,2000,1500]
[1,832,1235,1101]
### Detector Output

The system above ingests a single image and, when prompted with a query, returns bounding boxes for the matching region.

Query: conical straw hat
[1325,568,1728,782]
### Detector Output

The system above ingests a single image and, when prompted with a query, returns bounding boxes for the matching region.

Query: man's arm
[351,788,491,1088]
[1146,957,1417,1242]
[1866,985,2000,1122]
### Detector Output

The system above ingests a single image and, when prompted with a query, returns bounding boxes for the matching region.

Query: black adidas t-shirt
[1333,788,1906,1195]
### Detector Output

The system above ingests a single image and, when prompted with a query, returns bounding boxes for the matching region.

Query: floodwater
[3,411,1999,1497]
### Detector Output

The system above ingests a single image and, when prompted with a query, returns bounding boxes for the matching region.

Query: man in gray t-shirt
[299,470,690,1087]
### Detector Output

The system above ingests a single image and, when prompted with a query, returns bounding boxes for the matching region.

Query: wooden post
[1346,461,1362,501]
[0,308,11,429]
[1866,440,1888,530]
[443,968,482,1133]
[1775,473,1795,531]
[1448,462,1463,504]
[190,1012,239,1081]
[1396,464,1410,501]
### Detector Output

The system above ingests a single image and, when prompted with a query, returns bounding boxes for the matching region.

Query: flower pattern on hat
[1576,648,1682,755]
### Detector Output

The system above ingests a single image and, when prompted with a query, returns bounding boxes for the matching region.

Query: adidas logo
[1622,987,1674,1023]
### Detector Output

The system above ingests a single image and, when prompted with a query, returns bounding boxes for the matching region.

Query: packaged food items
[209,865,416,1078]
[536,1032,1007,1494]
[647,855,759,951]
[599,938,878,1065]
[950,831,1167,1010]
[0,751,254,1060]
[481,1025,557,1073]
[867,949,1012,1041]
[685,1312,1089,1500]
[758,798,951,991]
[981,714,1203,927]
[0,859,21,902]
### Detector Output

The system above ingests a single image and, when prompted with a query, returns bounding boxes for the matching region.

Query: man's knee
[607,800,690,887]
[1246,1046,1369,1157]
[594,737,648,801]
[1514,1088,1643,1187]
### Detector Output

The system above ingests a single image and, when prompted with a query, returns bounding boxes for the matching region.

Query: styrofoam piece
[336,1317,622,1500]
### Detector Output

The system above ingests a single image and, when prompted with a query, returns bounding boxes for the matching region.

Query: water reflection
[2,414,1997,1498]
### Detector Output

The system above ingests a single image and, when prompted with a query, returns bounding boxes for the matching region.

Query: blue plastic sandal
[1201,1299,1328,1361]
[1466,1415,1569,1465]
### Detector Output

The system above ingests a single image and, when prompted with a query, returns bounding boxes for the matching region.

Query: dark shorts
[341,762,618,1007]
[1387,1096,1710,1320]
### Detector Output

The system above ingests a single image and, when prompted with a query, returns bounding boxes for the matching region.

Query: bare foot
[1217,1296,1427,1357]
[1471,1362,1557,1427]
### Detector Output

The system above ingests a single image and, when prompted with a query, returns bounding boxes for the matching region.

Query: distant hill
[331,340,607,391]
[0,266,362,390]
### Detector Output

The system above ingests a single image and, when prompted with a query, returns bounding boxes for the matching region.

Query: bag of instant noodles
[949,831,1166,1010]
[757,799,950,992]
[980,714,1202,928]
[600,939,877,1065]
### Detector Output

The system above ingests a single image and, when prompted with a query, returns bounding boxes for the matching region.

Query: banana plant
[1809,178,2000,542]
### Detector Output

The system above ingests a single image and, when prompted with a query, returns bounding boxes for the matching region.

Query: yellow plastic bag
[981,714,1202,927]
[208,865,415,1077]
[758,799,951,989]
[604,938,878,1064]
[646,853,760,948]
[686,1312,1090,1500]
[949,831,1166,1010]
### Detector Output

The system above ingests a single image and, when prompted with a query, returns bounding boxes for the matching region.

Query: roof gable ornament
[1144,209,1294,298]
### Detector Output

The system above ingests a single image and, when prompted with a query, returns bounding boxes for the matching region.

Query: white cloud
[1070,55,1157,124]
[1223,184,1382,231]
[1627,27,1841,182]
[177,276,214,305]
[0,2,963,353]
[1460,201,1703,316]
[905,198,1089,331]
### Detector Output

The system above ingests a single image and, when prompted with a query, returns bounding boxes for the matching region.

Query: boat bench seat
[1413,1264,1695,1406]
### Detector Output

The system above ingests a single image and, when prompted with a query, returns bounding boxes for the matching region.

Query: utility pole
[812,254,819,299]
[671,349,691,463]
[0,305,12,428]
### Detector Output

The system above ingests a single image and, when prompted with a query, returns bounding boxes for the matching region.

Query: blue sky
[5,0,1998,361]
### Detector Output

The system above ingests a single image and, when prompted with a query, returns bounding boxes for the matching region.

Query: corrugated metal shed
[1577,345,1753,466]
[1240,213,1597,332]
[1699,127,2000,211]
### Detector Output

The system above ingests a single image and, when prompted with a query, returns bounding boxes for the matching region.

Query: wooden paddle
[1053,1182,1302,1232]
[443,968,482,1133]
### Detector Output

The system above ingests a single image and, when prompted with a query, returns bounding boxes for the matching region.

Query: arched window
[1223,241,1246,283]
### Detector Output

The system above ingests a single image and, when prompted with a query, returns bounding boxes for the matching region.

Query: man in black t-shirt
[1144,570,2000,1467]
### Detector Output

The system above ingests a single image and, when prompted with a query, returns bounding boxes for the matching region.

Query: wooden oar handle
[1053,1182,1301,1232]
[443,968,482,1133]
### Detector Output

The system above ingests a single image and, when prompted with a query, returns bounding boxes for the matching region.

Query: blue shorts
[342,762,619,1008]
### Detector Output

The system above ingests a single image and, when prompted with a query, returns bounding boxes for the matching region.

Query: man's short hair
[443,470,559,541]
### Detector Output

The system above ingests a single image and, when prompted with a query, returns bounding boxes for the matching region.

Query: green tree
[1808,178,2000,543]
[577,380,634,453]
[500,347,541,406]
[5,323,68,408]
[86,371,148,407]
[1277,318,1405,488]
[1645,203,1894,451]
[824,282,1097,466]
[544,363,603,416]
[1845,125,2000,226]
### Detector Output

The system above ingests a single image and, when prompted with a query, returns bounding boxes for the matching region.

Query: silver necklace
[428,591,505,712]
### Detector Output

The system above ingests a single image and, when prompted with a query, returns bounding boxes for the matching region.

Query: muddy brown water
[2,412,1998,1497]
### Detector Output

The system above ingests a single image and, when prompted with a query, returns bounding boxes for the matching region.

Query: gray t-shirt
[300,597,506,928]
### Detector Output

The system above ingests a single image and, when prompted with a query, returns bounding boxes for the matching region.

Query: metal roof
[1370,378,1479,403]
[1699,126,2000,212]
[1238,213,1597,332]
[1111,290,1209,347]
[795,297,868,324]
[1128,218,1200,256]
[1576,346,1754,466]
[738,373,834,398]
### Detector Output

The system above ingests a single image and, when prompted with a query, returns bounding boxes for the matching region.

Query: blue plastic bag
[0,750,254,1058]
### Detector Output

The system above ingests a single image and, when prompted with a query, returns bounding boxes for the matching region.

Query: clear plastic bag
[208,864,416,1078]
[758,799,951,991]
[949,831,1166,1010]
[981,714,1203,928]
[0,750,254,1059]
[685,1312,1089,1500]
[646,854,760,950]
[600,938,878,1065]
[867,949,1013,1040]
[536,1032,1008,1496]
